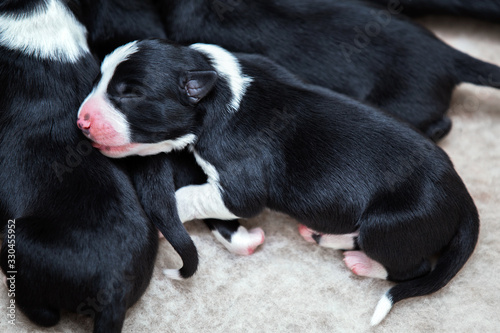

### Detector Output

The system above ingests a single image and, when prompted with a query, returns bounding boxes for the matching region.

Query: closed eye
[115,82,143,98]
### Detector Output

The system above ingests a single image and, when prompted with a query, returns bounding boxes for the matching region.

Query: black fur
[77,0,167,60]
[123,152,202,279]
[100,39,480,319]
[0,0,47,13]
[154,0,500,141]
[0,3,159,332]
[365,0,500,23]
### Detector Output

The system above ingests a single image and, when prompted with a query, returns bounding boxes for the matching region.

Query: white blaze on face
[0,0,89,62]
[77,42,140,147]
[95,41,140,97]
[77,41,199,158]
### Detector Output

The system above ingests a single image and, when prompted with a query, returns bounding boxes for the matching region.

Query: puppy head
[77,39,218,158]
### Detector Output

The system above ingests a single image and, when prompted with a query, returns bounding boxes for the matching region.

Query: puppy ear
[179,70,218,105]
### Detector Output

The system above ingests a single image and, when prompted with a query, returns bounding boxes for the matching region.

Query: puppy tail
[371,208,479,326]
[454,52,500,90]
[156,214,199,280]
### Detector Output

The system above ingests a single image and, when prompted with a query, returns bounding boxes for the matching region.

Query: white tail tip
[163,269,183,280]
[370,293,393,326]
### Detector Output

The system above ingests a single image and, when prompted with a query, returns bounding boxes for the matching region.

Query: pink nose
[77,114,91,131]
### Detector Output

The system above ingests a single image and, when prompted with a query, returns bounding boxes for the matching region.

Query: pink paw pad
[298,224,321,243]
[343,251,388,280]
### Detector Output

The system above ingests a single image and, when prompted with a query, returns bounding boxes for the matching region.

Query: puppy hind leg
[343,251,432,282]
[298,224,359,250]
[206,219,265,256]
[343,251,388,280]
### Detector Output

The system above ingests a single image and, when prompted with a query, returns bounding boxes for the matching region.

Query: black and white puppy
[77,39,479,325]
[0,2,193,332]
[156,0,500,141]
[74,0,265,257]
[76,38,265,257]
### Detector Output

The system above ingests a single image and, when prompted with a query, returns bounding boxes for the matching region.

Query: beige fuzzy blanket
[1,16,499,333]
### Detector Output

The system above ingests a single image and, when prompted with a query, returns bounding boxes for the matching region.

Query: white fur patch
[96,41,140,96]
[318,231,359,250]
[190,43,253,112]
[212,226,265,256]
[163,269,183,280]
[175,150,238,222]
[133,134,197,156]
[176,183,239,223]
[77,41,140,150]
[0,0,89,62]
[193,150,220,185]
[371,293,393,326]
[99,133,197,158]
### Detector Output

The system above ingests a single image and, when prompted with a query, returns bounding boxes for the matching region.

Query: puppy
[76,29,265,258]
[0,2,193,332]
[77,39,479,325]
[155,0,500,141]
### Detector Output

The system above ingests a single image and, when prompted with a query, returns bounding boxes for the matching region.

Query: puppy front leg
[176,183,240,223]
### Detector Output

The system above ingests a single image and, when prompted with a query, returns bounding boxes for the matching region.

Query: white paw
[213,226,265,256]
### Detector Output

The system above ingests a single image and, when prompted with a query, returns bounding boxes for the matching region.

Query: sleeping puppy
[76,39,479,325]
[76,27,265,258]
[73,0,263,257]
[0,2,195,332]
[155,0,500,141]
